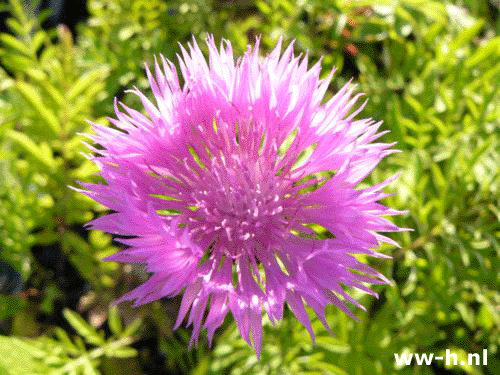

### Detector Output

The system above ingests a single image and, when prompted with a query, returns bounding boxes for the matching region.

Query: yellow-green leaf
[16,81,61,134]
[5,129,56,171]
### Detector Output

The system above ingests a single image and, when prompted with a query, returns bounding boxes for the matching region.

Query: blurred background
[0,0,499,374]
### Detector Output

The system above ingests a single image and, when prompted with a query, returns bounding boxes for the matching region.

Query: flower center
[187,154,293,257]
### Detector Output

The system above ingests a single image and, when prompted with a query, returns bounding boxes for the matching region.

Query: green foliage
[0,307,141,375]
[0,0,117,292]
[1,0,499,374]
[77,0,217,114]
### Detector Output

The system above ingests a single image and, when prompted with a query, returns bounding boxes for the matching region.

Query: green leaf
[466,137,494,171]
[63,309,106,346]
[256,1,272,15]
[82,357,99,375]
[67,67,109,102]
[15,81,61,134]
[465,36,500,68]
[54,327,79,355]
[315,336,351,354]
[121,318,142,338]
[0,336,48,375]
[0,33,32,56]
[108,347,138,358]
[447,19,485,56]
[39,82,65,106]
[404,95,424,118]
[430,163,446,194]
[31,31,46,52]
[5,129,56,171]
[477,304,494,330]
[108,306,123,336]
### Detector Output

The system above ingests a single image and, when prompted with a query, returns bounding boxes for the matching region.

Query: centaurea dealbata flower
[79,36,404,357]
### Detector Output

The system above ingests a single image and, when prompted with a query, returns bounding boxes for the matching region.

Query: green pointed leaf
[108,306,123,336]
[5,129,56,172]
[15,81,61,134]
[67,67,109,102]
[0,34,31,56]
[54,327,80,355]
[447,19,485,57]
[108,347,138,358]
[121,318,142,338]
[63,309,106,346]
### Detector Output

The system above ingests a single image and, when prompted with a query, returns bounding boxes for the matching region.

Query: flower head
[80,36,403,356]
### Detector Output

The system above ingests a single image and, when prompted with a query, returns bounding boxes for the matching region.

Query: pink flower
[80,36,404,357]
